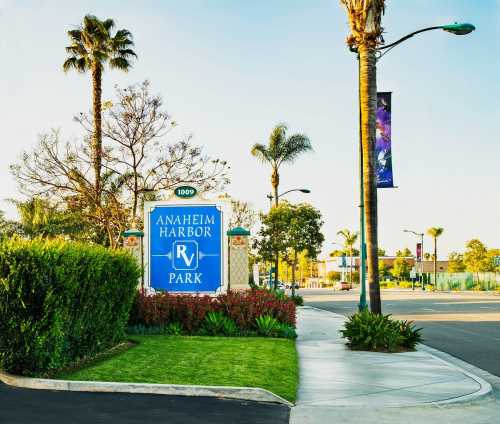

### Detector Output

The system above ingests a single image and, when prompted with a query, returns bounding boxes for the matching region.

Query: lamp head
[442,22,475,35]
[300,189,311,193]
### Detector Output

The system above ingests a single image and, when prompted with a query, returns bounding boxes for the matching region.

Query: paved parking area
[0,383,290,424]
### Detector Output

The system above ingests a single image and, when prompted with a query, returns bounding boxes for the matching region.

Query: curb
[417,344,494,405]
[0,370,293,407]
[299,306,493,406]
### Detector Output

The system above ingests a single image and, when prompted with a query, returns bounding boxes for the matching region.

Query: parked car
[336,281,352,291]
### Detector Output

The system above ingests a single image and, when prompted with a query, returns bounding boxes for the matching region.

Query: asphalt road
[302,288,500,377]
[0,384,289,424]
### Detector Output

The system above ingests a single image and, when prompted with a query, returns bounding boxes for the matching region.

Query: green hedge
[0,239,140,376]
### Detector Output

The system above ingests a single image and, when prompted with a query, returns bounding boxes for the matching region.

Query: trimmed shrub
[0,238,140,376]
[341,310,422,352]
[128,288,296,336]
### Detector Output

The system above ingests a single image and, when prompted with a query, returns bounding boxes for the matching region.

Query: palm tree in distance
[251,123,312,288]
[427,227,444,285]
[63,15,136,206]
[340,0,386,314]
[337,229,359,286]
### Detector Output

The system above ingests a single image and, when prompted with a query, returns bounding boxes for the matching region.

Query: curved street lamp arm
[404,229,423,237]
[277,188,310,198]
[377,26,443,51]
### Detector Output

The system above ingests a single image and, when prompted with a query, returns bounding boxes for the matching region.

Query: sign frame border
[143,191,231,294]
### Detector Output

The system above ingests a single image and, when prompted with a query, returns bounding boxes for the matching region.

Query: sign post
[227,227,251,291]
[144,188,230,294]
[122,229,144,291]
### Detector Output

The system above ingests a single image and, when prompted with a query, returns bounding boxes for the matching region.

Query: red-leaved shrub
[128,289,296,333]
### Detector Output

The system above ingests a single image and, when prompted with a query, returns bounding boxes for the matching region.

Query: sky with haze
[0,0,498,259]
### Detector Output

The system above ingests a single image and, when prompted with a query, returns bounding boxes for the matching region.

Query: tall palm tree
[340,0,385,314]
[337,229,359,286]
[63,15,136,206]
[427,227,444,285]
[251,123,312,288]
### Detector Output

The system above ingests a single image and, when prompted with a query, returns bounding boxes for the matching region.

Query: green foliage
[337,229,358,252]
[341,310,423,352]
[276,322,298,339]
[201,311,239,337]
[127,322,184,336]
[399,320,423,349]
[396,248,412,258]
[165,322,183,336]
[12,197,87,240]
[251,123,312,169]
[327,270,341,282]
[0,238,140,376]
[255,315,280,337]
[63,15,137,74]
[448,251,466,272]
[464,239,495,272]
[378,260,391,279]
[202,311,227,336]
[391,256,412,280]
[221,317,239,337]
[427,227,444,240]
[291,295,304,306]
[0,211,20,238]
[267,287,286,300]
[254,202,324,293]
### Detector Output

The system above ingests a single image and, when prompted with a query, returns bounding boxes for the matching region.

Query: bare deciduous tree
[11,81,230,246]
[76,80,230,226]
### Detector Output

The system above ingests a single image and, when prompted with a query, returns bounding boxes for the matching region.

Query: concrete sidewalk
[291,306,493,423]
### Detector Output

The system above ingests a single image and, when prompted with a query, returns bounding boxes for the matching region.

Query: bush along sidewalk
[340,309,422,352]
[0,238,140,376]
[127,288,297,339]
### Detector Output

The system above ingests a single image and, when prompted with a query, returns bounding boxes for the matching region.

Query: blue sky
[0,0,498,258]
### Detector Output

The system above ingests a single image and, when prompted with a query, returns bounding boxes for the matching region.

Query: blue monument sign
[147,203,224,293]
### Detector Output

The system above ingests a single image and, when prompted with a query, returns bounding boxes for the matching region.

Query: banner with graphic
[375,92,394,188]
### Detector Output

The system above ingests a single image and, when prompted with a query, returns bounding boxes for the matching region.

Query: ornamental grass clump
[341,310,422,352]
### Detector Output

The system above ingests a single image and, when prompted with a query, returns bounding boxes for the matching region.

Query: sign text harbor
[149,204,223,292]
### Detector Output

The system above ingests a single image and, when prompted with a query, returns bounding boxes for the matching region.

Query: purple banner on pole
[375,92,394,188]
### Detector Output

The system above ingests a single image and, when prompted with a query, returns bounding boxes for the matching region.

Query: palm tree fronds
[427,227,444,238]
[279,134,312,164]
[63,56,89,73]
[108,57,133,71]
[101,18,115,32]
[250,143,270,162]
[116,48,137,58]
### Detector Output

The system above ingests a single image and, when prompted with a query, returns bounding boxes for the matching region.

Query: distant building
[324,256,449,273]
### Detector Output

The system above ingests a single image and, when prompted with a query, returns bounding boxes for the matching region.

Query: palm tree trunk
[434,237,437,285]
[359,43,381,314]
[349,246,353,286]
[272,167,279,290]
[91,65,103,208]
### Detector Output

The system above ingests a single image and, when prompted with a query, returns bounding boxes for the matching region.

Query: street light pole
[351,21,474,309]
[404,229,425,291]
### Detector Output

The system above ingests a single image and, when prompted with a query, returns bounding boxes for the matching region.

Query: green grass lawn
[59,336,298,402]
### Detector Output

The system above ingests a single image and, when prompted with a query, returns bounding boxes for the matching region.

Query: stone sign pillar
[122,229,144,291]
[227,227,251,291]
